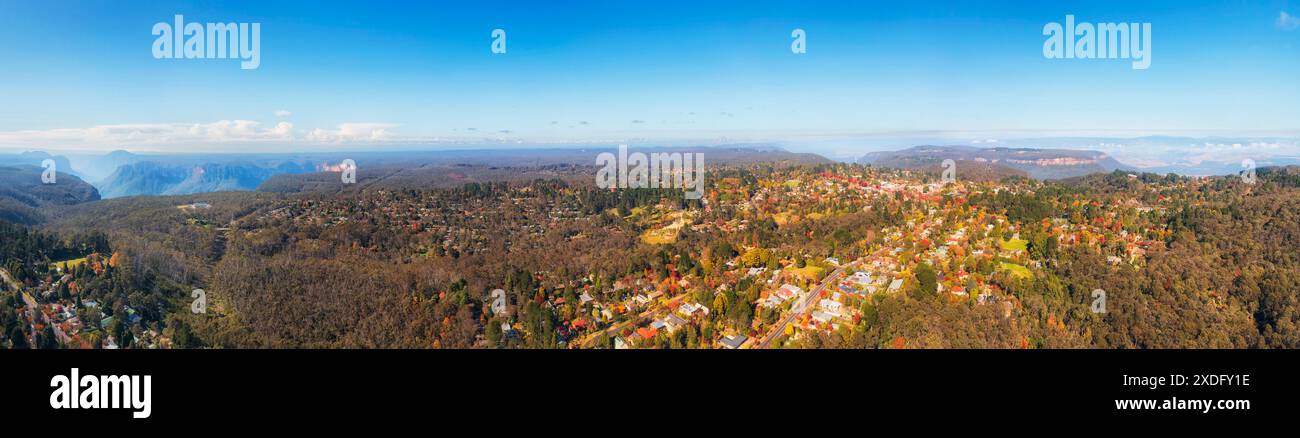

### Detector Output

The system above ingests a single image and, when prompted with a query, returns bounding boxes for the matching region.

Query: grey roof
[720,334,747,349]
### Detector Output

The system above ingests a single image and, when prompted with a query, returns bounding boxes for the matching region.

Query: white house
[678,302,710,317]
[819,298,842,314]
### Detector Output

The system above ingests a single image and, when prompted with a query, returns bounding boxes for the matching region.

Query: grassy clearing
[999,262,1032,279]
[50,256,88,272]
[787,265,826,282]
[641,227,678,244]
[640,211,690,245]
[999,238,1028,251]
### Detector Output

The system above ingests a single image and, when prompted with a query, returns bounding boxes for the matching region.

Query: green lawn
[641,228,678,244]
[1000,238,1028,251]
[788,265,826,282]
[50,256,88,272]
[999,262,1032,279]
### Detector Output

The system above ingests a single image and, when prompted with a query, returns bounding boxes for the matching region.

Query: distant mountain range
[2,146,831,199]
[2,150,315,199]
[0,151,76,177]
[946,136,1300,176]
[98,160,316,198]
[859,145,1132,180]
[1134,159,1300,177]
[0,165,99,224]
[71,149,147,183]
[95,146,829,197]
[0,144,1174,200]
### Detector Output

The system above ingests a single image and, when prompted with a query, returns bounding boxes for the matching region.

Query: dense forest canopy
[3,164,1299,349]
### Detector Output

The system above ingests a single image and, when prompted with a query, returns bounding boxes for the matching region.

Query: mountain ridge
[859,145,1133,180]
[0,165,100,224]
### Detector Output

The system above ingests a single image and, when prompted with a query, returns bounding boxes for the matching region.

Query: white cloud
[274,110,293,118]
[186,120,292,141]
[304,122,400,142]
[1279,11,1300,30]
[272,121,294,136]
[1118,158,1169,169]
[0,120,408,150]
[1183,141,1294,164]
[0,120,292,147]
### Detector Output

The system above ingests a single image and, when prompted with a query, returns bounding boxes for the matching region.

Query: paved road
[0,268,22,293]
[2,267,40,344]
[755,265,849,349]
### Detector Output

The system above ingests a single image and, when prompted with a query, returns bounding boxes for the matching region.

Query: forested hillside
[3,164,1299,349]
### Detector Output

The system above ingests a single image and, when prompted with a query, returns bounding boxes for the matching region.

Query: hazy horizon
[6,132,1300,173]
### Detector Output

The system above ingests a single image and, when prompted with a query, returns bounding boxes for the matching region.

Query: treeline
[578,187,703,215]
[0,220,109,284]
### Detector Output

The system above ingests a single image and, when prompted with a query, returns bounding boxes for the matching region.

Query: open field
[1000,239,1028,251]
[999,262,1032,279]
[50,256,88,272]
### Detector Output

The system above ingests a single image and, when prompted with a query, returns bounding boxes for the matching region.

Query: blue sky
[0,0,1298,156]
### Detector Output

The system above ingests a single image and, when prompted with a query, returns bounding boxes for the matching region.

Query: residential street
[755,264,849,349]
